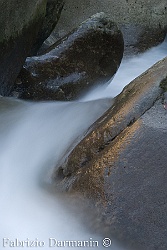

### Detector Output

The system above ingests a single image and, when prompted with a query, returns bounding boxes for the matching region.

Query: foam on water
[0,38,167,250]
[0,99,122,250]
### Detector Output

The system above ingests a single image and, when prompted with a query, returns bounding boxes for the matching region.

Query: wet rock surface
[47,0,167,56]
[0,0,47,96]
[11,13,124,101]
[53,57,167,249]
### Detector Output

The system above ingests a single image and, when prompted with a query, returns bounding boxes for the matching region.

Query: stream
[0,38,167,250]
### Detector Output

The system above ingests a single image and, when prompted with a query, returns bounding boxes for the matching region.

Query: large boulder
[0,0,64,96]
[53,57,167,249]
[31,0,65,55]
[46,0,167,55]
[0,0,47,96]
[11,13,124,101]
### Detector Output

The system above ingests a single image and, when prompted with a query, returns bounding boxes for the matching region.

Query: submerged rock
[53,57,167,249]
[0,0,47,96]
[11,13,124,101]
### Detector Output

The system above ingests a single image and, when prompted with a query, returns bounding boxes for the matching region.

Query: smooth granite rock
[11,13,124,101]
[52,56,167,250]
[0,0,47,95]
[46,0,167,56]
[31,0,65,55]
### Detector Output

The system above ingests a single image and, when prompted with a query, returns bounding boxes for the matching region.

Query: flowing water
[0,38,167,250]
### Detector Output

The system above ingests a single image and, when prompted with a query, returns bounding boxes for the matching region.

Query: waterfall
[0,38,167,250]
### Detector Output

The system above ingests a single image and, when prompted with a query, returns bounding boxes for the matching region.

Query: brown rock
[52,57,167,249]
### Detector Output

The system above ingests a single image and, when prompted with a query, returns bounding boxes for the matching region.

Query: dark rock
[11,13,124,101]
[121,24,167,56]
[47,0,167,56]
[0,0,47,96]
[31,0,65,55]
[52,57,167,249]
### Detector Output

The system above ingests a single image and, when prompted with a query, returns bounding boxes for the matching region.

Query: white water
[0,38,167,250]
[82,37,167,101]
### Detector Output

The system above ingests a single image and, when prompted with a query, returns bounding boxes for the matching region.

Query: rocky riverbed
[0,1,167,250]
[53,56,167,250]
